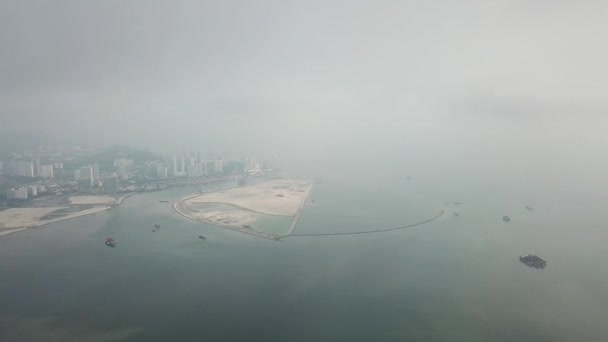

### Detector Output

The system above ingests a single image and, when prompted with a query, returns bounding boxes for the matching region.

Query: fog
[1,0,607,162]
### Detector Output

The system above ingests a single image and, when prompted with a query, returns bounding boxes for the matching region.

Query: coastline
[0,192,136,238]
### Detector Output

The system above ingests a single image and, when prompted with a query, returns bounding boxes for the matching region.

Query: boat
[502,216,511,222]
[525,206,534,211]
[105,238,116,247]
[159,200,169,203]
[154,224,160,228]
[198,235,207,240]
[454,212,460,217]
[519,254,546,269]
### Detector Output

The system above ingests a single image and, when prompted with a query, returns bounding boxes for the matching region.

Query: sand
[0,205,112,236]
[69,196,118,205]
[0,207,68,229]
[184,179,313,216]
[174,180,313,240]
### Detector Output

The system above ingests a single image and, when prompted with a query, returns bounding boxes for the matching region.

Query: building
[156,166,168,179]
[34,158,41,177]
[0,161,3,175]
[187,163,196,178]
[206,160,216,176]
[214,158,223,174]
[6,187,28,200]
[92,163,100,180]
[262,159,275,171]
[114,159,128,180]
[195,161,207,177]
[28,185,37,197]
[103,175,119,193]
[78,178,93,192]
[6,160,35,177]
[39,164,54,178]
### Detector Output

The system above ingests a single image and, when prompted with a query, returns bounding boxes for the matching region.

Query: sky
[1,0,607,160]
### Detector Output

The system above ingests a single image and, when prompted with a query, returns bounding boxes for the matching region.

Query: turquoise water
[1,161,607,341]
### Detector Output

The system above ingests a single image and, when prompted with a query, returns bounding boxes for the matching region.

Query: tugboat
[198,235,207,240]
[105,238,116,248]
[519,254,546,269]
[503,216,511,222]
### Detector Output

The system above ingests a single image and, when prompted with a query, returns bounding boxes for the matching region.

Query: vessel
[519,254,546,269]
[105,238,116,247]
[503,216,511,222]
[198,235,207,240]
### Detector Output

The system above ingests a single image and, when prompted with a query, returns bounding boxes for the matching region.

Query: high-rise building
[28,185,37,197]
[214,158,223,174]
[187,163,196,178]
[206,161,216,176]
[195,161,207,177]
[103,175,119,193]
[156,166,168,179]
[6,187,28,200]
[39,164,54,178]
[0,161,3,175]
[6,160,35,177]
[34,158,41,177]
[92,163,100,180]
[262,159,275,171]
[80,166,94,180]
[114,159,128,180]
[78,178,93,192]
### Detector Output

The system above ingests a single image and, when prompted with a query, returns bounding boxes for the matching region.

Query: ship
[519,254,546,269]
[525,205,534,211]
[198,235,207,240]
[159,200,169,203]
[503,216,511,222]
[105,238,116,247]
[155,224,160,228]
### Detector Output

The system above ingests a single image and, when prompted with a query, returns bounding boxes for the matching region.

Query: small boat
[105,238,116,247]
[198,235,207,240]
[503,216,511,222]
[454,212,460,217]
[525,206,534,211]
[152,229,156,232]
[154,224,160,228]
[159,200,169,203]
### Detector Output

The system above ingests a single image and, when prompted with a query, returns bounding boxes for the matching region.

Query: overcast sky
[1,0,607,159]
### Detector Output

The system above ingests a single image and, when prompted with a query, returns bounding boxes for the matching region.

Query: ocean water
[1,159,607,341]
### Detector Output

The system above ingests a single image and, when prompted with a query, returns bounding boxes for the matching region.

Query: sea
[1,158,607,341]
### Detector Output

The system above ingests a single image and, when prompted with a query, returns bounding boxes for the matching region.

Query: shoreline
[0,192,137,238]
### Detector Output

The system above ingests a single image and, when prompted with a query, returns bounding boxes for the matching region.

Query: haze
[1,1,607,162]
